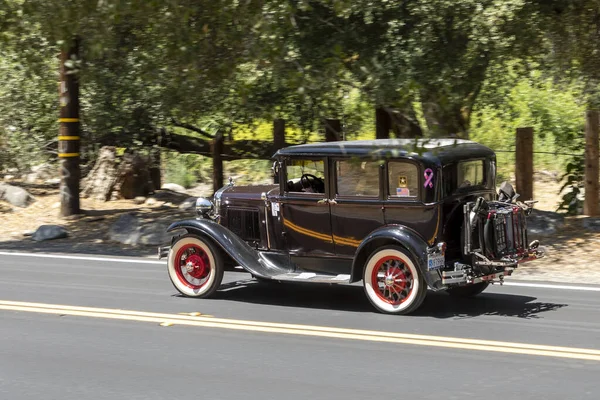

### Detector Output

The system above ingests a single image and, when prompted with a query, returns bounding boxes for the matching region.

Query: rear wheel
[167,234,224,298]
[446,282,489,297]
[363,246,427,315]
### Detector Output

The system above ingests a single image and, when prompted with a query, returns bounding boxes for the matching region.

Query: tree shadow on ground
[209,279,567,319]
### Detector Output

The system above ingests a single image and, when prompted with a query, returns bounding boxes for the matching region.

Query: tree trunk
[213,132,224,193]
[273,119,286,150]
[420,90,470,138]
[390,109,423,138]
[58,37,81,216]
[375,107,391,139]
[324,119,342,141]
[584,111,600,216]
[82,146,155,201]
[149,147,161,191]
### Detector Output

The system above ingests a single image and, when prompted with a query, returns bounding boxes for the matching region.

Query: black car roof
[274,138,496,166]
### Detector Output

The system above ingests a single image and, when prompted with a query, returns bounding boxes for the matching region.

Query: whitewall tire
[363,245,427,315]
[167,234,224,298]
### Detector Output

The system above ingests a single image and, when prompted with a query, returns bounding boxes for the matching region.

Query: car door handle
[317,199,329,204]
[328,199,338,205]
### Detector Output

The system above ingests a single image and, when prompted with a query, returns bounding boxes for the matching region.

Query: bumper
[158,245,170,259]
[442,242,546,286]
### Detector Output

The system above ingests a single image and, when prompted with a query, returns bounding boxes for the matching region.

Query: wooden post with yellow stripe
[58,37,81,217]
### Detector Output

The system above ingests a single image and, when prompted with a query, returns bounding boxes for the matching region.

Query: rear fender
[351,225,444,290]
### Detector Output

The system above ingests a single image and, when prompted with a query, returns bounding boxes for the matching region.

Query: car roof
[273,138,496,166]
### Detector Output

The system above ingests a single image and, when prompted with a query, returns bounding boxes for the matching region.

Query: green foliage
[0,28,58,171]
[163,152,204,189]
[471,71,585,176]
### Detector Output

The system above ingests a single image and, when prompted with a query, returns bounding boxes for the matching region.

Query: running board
[268,272,351,284]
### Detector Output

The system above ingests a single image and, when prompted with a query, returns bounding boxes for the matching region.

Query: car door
[279,157,335,261]
[330,157,385,256]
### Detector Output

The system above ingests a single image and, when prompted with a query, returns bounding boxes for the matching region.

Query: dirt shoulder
[1,178,599,284]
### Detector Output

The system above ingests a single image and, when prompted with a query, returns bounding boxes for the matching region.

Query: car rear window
[457,160,485,188]
[443,159,486,196]
[388,162,419,199]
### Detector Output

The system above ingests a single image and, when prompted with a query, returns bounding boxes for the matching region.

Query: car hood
[220,184,279,201]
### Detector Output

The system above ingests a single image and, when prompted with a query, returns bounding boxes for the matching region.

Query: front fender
[166,219,278,278]
[351,225,444,290]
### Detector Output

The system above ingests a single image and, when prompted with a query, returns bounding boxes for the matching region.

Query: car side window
[388,162,419,199]
[335,159,380,197]
[285,159,326,194]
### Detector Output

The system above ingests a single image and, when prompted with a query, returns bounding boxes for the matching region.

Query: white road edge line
[1,251,600,292]
[0,251,164,265]
[502,281,600,292]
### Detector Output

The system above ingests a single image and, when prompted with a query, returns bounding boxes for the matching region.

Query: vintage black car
[158,139,545,315]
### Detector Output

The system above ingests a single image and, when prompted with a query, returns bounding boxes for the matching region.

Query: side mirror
[272,160,281,184]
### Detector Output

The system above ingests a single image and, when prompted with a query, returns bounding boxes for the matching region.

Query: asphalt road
[1,251,599,400]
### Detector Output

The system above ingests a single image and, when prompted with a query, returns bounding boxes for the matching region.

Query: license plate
[427,253,445,270]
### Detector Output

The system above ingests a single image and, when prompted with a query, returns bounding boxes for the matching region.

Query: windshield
[443,159,487,196]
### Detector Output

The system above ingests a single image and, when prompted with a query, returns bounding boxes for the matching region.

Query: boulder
[179,197,198,211]
[108,213,177,246]
[0,183,34,208]
[161,183,187,194]
[583,218,600,232]
[31,225,69,241]
[526,209,565,236]
[108,213,141,245]
[25,163,57,183]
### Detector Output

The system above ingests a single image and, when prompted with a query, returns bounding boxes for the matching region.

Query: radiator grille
[227,208,261,242]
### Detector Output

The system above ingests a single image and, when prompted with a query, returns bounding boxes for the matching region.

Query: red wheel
[167,234,223,298]
[363,246,427,314]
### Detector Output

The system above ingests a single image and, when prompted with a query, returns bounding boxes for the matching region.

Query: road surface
[0,251,599,399]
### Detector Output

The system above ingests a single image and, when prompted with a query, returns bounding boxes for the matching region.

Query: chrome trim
[261,192,271,249]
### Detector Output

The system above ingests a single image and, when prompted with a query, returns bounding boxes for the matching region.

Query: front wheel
[167,234,224,298]
[363,246,427,315]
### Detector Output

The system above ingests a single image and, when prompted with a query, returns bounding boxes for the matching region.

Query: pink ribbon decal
[424,168,434,188]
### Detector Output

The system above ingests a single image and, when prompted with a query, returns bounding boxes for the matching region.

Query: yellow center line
[1,300,599,361]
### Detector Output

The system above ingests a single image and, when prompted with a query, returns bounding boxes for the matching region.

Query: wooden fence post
[212,132,224,194]
[273,119,285,150]
[375,107,390,139]
[515,127,534,201]
[584,110,599,216]
[324,119,342,142]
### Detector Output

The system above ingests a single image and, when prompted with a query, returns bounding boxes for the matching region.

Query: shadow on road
[211,279,567,319]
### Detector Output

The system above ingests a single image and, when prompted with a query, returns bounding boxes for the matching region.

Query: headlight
[195,197,214,217]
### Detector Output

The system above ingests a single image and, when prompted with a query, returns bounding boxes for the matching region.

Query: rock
[144,198,158,206]
[31,225,69,241]
[138,222,177,246]
[3,174,15,181]
[26,163,56,183]
[161,183,187,194]
[527,209,565,236]
[179,197,198,211]
[23,230,35,237]
[108,213,177,246]
[108,213,141,245]
[133,196,147,205]
[45,178,61,185]
[0,183,34,208]
[583,218,600,232]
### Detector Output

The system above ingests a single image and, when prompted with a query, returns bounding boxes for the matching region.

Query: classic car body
[159,139,545,314]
